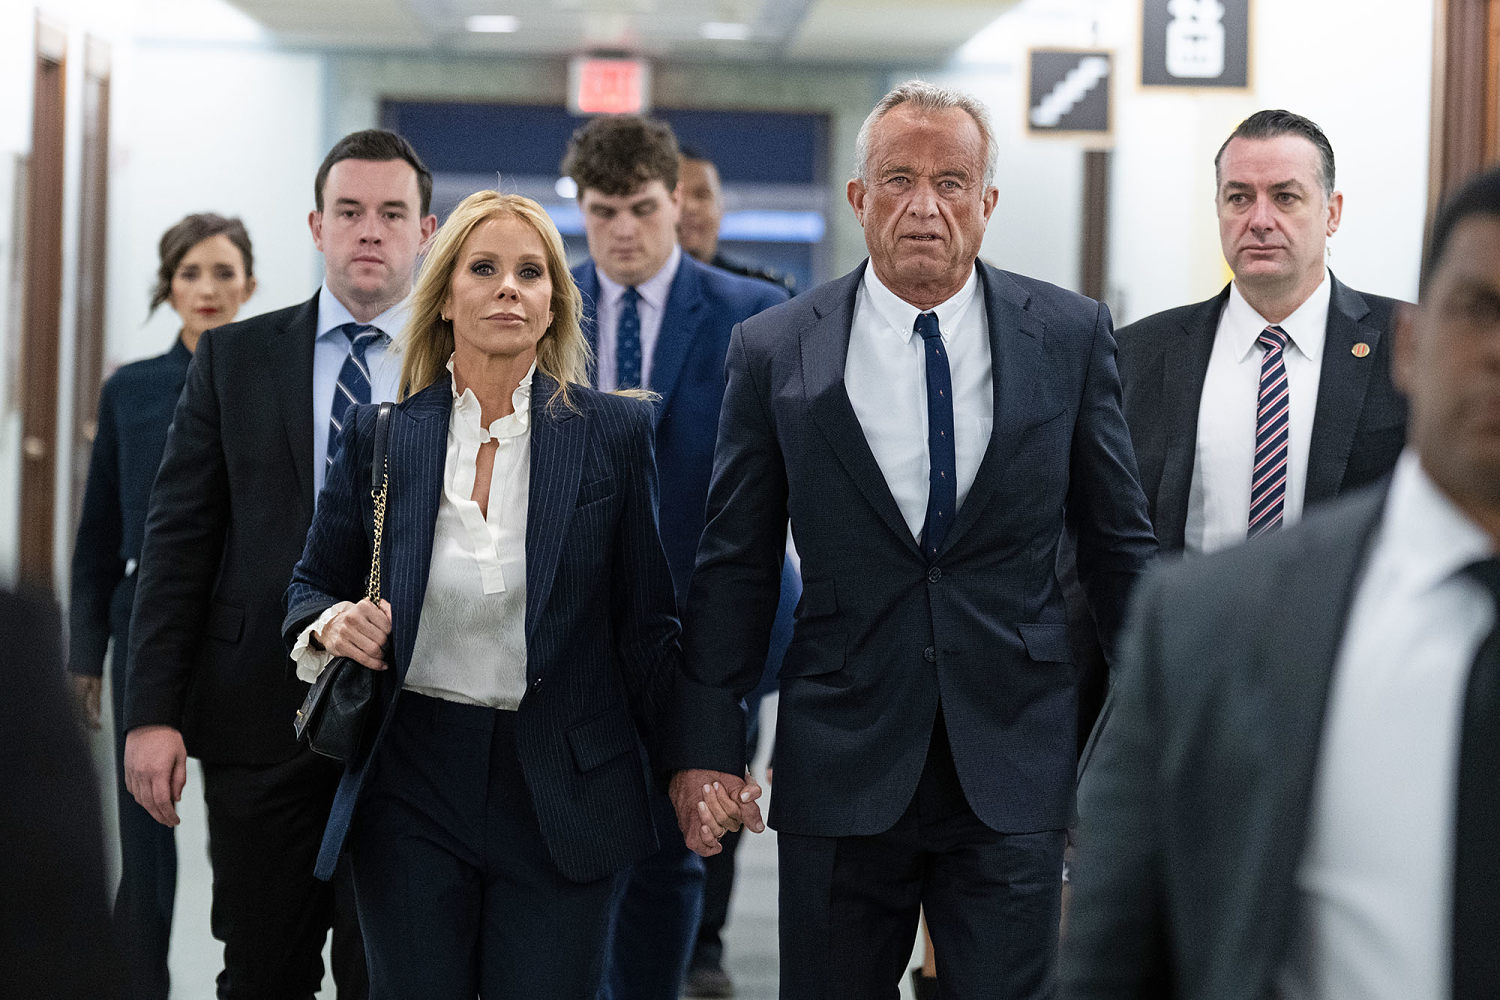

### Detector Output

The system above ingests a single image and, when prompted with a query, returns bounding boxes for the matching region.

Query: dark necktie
[327,322,384,470]
[1248,325,1291,538]
[616,286,642,389]
[1454,558,1500,1000]
[916,312,956,559]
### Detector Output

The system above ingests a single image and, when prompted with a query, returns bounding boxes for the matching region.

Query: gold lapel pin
[1351,342,1371,358]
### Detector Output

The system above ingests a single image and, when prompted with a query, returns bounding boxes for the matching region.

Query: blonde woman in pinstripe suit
[284,192,693,999]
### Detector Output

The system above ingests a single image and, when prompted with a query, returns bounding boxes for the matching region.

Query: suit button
[927,566,942,583]
[532,677,542,690]
[923,646,937,663]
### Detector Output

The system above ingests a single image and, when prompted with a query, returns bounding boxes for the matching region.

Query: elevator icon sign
[1142,0,1251,89]
[1027,49,1113,140]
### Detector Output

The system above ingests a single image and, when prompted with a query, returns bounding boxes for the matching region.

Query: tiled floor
[91,688,920,998]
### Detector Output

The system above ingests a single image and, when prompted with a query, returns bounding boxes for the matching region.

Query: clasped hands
[669,768,765,858]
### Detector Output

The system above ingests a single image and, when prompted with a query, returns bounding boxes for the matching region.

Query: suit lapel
[802,264,921,556]
[524,373,585,665]
[1306,274,1381,504]
[647,256,704,409]
[1244,489,1388,985]
[1152,289,1227,551]
[274,294,320,516]
[387,379,450,682]
[940,264,1045,553]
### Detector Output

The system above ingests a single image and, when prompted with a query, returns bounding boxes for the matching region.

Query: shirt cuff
[290,602,351,683]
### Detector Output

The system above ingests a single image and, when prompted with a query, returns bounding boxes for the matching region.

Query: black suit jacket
[1062,486,1387,999]
[1,588,123,997]
[284,375,681,882]
[671,261,1157,838]
[126,295,324,764]
[70,339,191,680]
[1117,273,1407,553]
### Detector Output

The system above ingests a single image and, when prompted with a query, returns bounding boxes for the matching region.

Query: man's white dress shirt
[1186,270,1331,554]
[1278,450,1495,1000]
[593,245,682,391]
[844,263,993,543]
[312,283,407,496]
[294,359,533,710]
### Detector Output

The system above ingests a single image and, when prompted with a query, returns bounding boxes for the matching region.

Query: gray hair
[854,79,999,189]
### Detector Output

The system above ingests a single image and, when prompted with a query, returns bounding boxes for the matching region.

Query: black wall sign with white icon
[1141,0,1250,89]
[1027,49,1113,139]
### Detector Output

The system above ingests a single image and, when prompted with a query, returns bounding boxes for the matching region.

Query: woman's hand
[315,598,393,671]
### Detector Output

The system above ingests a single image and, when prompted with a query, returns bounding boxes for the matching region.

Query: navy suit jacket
[283,372,681,883]
[1116,273,1408,553]
[672,261,1157,838]
[573,253,788,601]
[70,338,191,679]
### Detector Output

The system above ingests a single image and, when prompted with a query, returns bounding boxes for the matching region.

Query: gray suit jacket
[1062,485,1387,999]
[1117,274,1407,553]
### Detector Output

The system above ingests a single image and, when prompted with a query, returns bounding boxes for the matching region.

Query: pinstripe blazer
[284,371,681,883]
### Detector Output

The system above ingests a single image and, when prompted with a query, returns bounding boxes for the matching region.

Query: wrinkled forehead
[868,107,986,171]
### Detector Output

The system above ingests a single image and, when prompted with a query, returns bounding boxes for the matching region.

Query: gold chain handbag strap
[364,456,389,602]
[362,400,395,604]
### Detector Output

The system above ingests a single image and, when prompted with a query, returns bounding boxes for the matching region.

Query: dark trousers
[597,791,706,1000]
[350,692,622,1000]
[200,747,367,1000]
[109,646,176,1000]
[778,711,1065,1000]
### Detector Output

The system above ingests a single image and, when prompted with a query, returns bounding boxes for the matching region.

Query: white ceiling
[221,0,1019,64]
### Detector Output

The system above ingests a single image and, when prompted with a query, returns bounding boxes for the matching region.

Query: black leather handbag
[293,401,394,764]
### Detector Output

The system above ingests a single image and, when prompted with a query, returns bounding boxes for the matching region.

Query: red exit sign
[569,57,651,115]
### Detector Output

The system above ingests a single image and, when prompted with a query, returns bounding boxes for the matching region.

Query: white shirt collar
[1379,449,1495,597]
[1223,267,1332,364]
[595,244,682,312]
[316,281,412,342]
[445,355,534,442]
[861,261,982,344]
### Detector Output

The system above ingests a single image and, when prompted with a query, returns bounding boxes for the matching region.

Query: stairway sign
[1027,49,1114,143]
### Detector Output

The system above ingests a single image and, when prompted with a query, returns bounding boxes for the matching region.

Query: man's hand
[69,674,102,730]
[669,769,765,857]
[124,725,188,827]
[316,599,392,671]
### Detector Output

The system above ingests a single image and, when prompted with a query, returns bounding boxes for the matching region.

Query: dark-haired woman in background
[284,191,703,998]
[68,212,256,1000]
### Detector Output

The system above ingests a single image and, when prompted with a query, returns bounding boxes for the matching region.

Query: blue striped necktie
[616,286,642,389]
[327,322,385,470]
[1248,325,1290,538]
[916,312,956,559]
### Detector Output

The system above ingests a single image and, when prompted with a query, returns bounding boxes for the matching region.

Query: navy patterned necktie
[1248,325,1291,538]
[327,322,385,470]
[916,312,956,559]
[1454,558,1500,999]
[616,286,642,389]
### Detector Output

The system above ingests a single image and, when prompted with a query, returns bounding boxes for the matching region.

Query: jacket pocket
[1017,623,1072,664]
[204,601,244,643]
[566,710,636,773]
[794,578,838,620]
[575,476,615,507]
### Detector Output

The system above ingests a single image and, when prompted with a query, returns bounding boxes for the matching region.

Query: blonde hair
[398,190,591,410]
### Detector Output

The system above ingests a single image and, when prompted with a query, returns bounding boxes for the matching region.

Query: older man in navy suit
[560,114,796,1000]
[668,81,1156,999]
